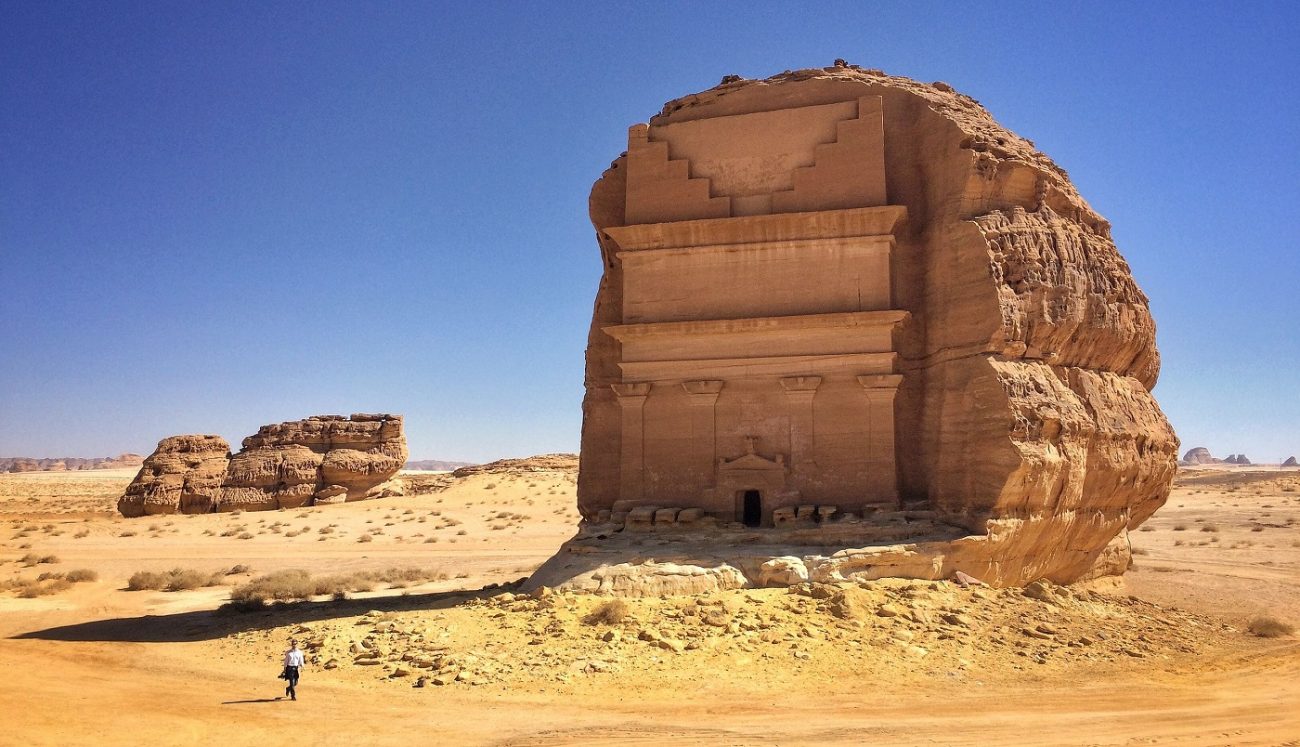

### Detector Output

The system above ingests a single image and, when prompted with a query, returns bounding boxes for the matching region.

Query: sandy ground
[0,464,1297,746]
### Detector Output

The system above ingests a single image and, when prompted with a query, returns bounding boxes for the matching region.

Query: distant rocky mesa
[405,459,477,471]
[1177,447,1282,467]
[2,454,144,473]
[118,414,407,517]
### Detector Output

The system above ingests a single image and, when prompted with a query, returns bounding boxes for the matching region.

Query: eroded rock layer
[117,414,407,516]
[571,64,1177,590]
[118,435,231,517]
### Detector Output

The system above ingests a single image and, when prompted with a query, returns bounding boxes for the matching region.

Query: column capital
[682,379,724,396]
[612,382,652,399]
[856,374,903,390]
[779,375,822,393]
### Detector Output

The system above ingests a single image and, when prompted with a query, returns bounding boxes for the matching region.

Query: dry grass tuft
[226,566,449,609]
[127,568,224,592]
[1247,616,1295,638]
[584,599,630,626]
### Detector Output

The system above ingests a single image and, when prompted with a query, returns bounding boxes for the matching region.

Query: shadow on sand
[221,698,289,705]
[12,585,509,643]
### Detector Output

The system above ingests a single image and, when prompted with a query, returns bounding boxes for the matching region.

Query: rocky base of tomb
[524,518,1134,596]
[224,578,1231,694]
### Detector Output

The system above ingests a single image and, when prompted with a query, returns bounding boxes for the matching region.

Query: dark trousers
[284,666,299,697]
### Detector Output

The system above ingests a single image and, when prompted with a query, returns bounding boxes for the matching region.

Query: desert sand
[0,462,1297,746]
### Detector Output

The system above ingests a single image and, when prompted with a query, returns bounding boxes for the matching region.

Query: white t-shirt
[284,648,305,667]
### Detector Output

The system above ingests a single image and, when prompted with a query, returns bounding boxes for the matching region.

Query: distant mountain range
[404,459,477,471]
[2,454,144,472]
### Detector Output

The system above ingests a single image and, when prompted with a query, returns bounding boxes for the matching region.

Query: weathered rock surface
[568,64,1177,590]
[1284,456,1298,467]
[118,414,407,516]
[1182,447,1215,465]
[118,435,231,517]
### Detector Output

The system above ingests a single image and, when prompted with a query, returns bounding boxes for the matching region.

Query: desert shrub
[1200,524,1219,533]
[584,599,630,626]
[1247,616,1294,638]
[16,578,71,598]
[64,568,98,583]
[237,532,254,540]
[127,571,167,590]
[127,568,222,592]
[165,568,219,591]
[74,530,89,539]
[226,566,447,609]
[228,569,315,607]
[357,534,373,543]
[227,564,251,575]
[1173,524,1188,531]
[119,530,136,537]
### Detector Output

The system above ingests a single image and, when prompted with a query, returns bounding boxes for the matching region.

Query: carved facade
[595,96,907,527]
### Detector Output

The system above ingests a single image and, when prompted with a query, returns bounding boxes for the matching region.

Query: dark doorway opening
[741,490,762,527]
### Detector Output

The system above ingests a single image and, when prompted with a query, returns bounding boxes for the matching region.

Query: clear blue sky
[2,2,1297,463]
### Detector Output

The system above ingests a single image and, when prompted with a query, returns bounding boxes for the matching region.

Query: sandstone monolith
[1284,456,1298,467]
[537,63,1178,593]
[118,414,407,516]
[118,435,231,517]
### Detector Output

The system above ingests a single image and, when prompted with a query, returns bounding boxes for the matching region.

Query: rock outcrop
[405,459,477,471]
[2,453,144,472]
[1284,456,1298,467]
[118,436,231,517]
[451,454,578,478]
[118,414,407,516]
[1181,447,1216,465]
[561,64,1177,592]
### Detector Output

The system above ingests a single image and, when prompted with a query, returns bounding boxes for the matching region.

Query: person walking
[281,639,305,701]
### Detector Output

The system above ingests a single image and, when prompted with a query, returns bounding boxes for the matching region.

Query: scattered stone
[877,603,903,618]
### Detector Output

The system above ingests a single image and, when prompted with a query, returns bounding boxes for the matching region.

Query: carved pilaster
[682,380,723,479]
[612,382,652,501]
[780,376,821,471]
[857,374,903,503]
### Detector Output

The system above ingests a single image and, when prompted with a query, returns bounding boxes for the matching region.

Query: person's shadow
[221,697,287,704]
